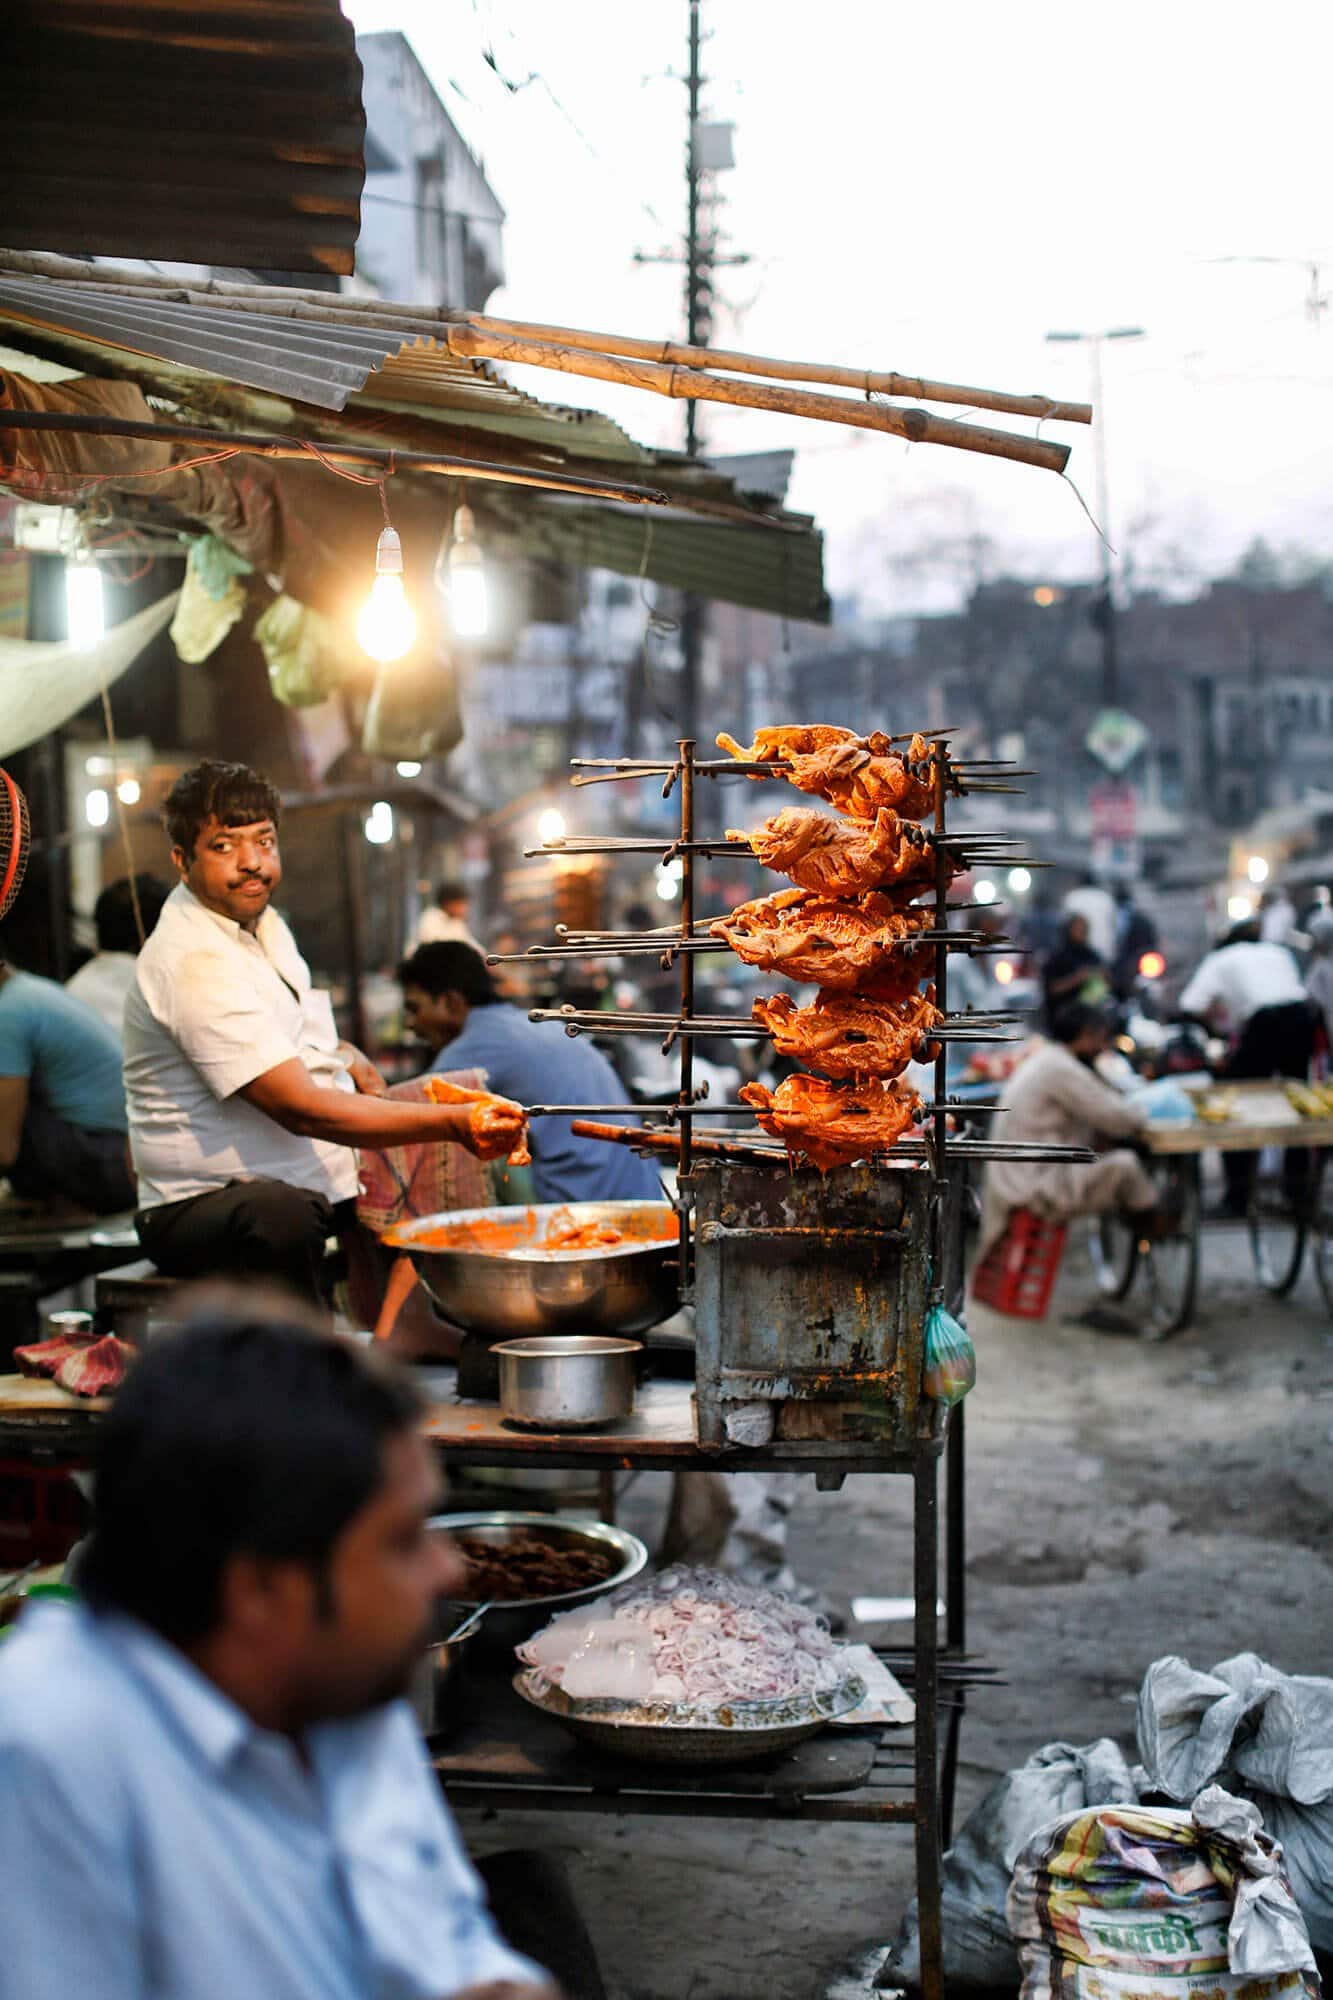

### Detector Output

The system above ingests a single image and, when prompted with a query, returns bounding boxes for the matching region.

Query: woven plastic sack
[922,1302,976,1404]
[1006,1788,1319,2000]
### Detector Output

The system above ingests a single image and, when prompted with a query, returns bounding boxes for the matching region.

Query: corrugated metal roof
[0,0,364,276]
[0,272,653,462]
[0,265,830,623]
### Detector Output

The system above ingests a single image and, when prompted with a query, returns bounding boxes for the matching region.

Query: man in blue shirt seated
[0,956,134,1213]
[398,942,661,1205]
[0,1299,575,2000]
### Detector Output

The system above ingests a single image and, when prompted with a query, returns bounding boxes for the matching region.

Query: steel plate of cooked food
[752,985,942,1080]
[716,724,936,820]
[456,1532,620,1603]
[739,1073,922,1171]
[712,886,933,987]
[726,805,952,896]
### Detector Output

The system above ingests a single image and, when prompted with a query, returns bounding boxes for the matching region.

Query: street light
[1044,326,1145,707]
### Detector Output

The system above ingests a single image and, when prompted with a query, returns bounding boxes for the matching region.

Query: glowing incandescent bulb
[446,504,488,638]
[356,526,416,662]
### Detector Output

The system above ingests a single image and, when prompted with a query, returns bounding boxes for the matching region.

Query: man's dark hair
[435,878,467,906]
[79,1303,423,1645]
[164,760,282,859]
[398,940,498,1005]
[1050,999,1110,1046]
[93,874,171,953]
[1220,917,1262,948]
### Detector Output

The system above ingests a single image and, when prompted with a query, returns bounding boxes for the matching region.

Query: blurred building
[355,31,505,309]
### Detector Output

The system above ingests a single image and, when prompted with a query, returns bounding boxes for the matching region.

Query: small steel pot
[494,1335,642,1431]
[409,1603,479,1741]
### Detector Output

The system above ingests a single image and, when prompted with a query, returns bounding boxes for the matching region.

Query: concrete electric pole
[1044,325,1144,709]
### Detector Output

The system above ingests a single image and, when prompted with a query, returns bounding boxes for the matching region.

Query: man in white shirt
[0,1297,567,2000]
[1062,874,1118,964]
[124,762,524,1302]
[412,878,483,955]
[1178,918,1316,1215]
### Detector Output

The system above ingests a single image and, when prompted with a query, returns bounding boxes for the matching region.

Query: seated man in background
[0,1295,581,2000]
[977,1000,1165,1265]
[66,873,171,1034]
[399,942,661,1205]
[0,953,134,1213]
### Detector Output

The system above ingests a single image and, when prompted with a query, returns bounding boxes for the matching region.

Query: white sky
[345,0,1333,612]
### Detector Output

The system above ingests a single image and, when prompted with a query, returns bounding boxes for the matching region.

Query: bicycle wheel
[1248,1178,1307,1296]
[1141,1157,1201,1340]
[1090,1211,1140,1299]
[1314,1215,1333,1316]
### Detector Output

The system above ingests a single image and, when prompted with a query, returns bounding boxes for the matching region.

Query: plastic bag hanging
[923,1301,976,1405]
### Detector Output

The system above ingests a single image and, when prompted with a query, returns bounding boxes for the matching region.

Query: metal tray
[512,1669,867,1765]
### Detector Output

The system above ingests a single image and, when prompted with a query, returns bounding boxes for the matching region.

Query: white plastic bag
[1137,1653,1333,1956]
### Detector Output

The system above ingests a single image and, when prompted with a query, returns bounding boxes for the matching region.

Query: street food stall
[0,258,1099,1995]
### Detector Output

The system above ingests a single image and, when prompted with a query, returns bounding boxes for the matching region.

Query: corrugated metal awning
[0,0,365,276]
[0,262,830,623]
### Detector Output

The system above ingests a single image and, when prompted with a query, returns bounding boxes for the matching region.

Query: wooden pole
[466,313,1092,426]
[444,326,1071,474]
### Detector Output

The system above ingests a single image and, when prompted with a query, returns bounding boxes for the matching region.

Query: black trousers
[9,1091,135,1215]
[476,1849,607,2000]
[136,1178,356,1306]
[1222,999,1318,1210]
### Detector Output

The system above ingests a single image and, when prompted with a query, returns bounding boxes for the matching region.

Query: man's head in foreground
[164,760,285,931]
[80,1296,465,1732]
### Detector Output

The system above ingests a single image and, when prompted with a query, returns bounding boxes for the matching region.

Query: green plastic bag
[923,1302,976,1405]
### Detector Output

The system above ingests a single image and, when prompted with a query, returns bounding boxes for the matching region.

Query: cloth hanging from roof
[0,591,179,757]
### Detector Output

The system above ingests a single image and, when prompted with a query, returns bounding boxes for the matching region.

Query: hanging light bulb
[65,553,105,650]
[116,777,141,806]
[445,504,488,638]
[356,525,416,663]
[364,800,395,846]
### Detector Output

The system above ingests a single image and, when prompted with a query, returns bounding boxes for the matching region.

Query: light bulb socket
[449,505,482,569]
[375,526,404,576]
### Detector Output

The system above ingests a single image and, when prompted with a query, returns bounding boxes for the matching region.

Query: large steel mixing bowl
[383,1201,680,1338]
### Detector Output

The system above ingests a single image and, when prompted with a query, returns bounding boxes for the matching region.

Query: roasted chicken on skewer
[727,805,955,896]
[423,1074,532,1166]
[716,725,936,821]
[739,1074,922,1172]
[753,986,942,1081]
[712,885,933,988]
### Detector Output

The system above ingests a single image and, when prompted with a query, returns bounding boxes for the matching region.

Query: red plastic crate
[971,1208,1067,1319]
[0,1458,89,1567]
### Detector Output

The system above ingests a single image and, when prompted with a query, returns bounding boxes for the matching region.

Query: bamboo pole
[465,313,1092,426]
[444,326,1070,474]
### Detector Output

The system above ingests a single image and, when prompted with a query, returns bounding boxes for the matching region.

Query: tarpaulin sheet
[0,589,178,757]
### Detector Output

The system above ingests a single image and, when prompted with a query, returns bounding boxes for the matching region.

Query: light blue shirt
[0,1602,541,2000]
[430,1002,660,1204]
[0,968,127,1132]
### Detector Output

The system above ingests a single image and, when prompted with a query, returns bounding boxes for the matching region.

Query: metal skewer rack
[492,730,1087,1298]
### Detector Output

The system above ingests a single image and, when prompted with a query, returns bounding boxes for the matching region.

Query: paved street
[459,1213,1333,2000]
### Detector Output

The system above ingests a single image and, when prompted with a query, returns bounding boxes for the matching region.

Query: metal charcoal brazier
[691,1158,935,1448]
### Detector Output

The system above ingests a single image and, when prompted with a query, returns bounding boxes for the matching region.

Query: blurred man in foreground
[0,1298,573,2000]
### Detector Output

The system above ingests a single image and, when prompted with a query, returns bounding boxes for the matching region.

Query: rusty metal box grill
[691,1158,935,1449]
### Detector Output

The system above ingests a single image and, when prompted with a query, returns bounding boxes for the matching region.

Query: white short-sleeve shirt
[124,883,359,1211]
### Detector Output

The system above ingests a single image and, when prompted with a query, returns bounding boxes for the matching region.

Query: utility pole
[633,1,747,774]
[679,0,704,757]
[1045,326,1144,709]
